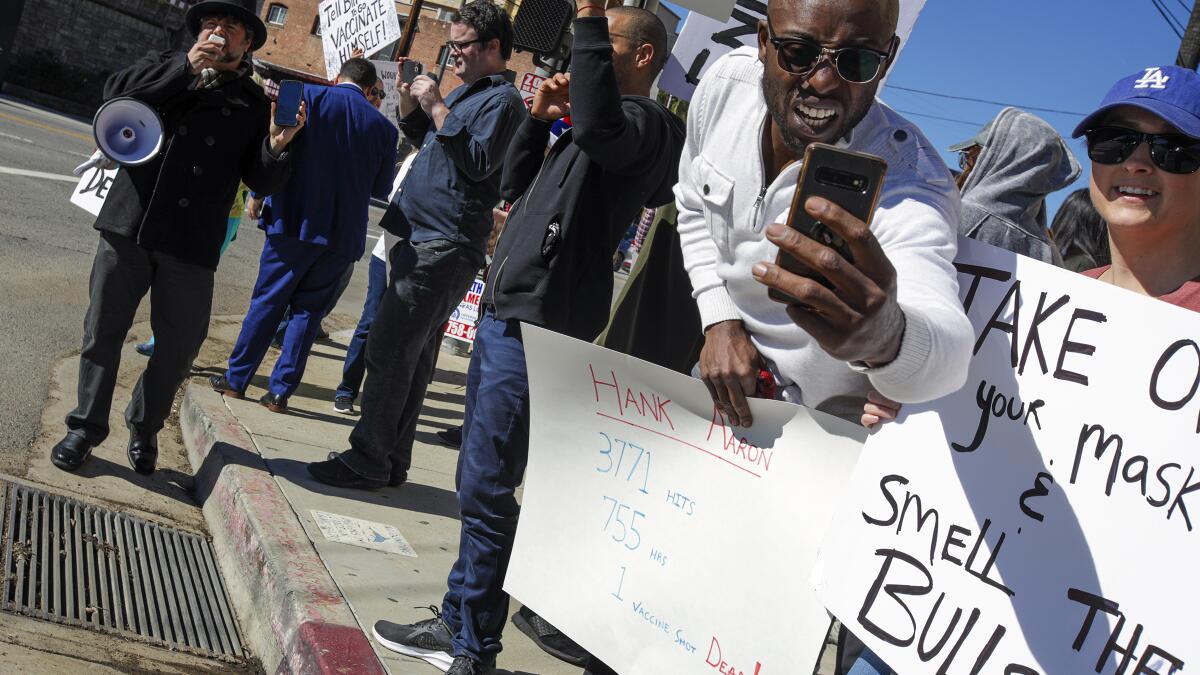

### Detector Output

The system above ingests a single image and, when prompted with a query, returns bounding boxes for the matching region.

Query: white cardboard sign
[506,325,866,674]
[659,0,925,102]
[319,0,402,80]
[813,237,1200,673]
[370,59,401,128]
[69,165,118,216]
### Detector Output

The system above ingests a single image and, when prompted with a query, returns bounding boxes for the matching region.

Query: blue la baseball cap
[1072,66,1200,139]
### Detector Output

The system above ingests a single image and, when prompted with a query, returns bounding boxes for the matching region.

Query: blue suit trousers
[225,234,354,397]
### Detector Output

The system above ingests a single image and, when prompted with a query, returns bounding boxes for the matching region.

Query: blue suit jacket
[261,83,398,260]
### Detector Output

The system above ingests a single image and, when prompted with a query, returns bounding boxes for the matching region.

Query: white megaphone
[74,97,165,176]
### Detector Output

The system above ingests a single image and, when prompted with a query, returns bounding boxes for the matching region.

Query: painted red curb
[181,384,386,675]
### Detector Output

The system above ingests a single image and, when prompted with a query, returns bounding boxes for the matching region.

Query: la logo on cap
[1134,67,1170,90]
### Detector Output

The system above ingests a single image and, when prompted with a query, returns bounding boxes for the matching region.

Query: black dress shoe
[50,433,93,472]
[307,453,387,490]
[389,464,407,487]
[127,433,158,475]
[209,374,244,398]
[259,392,287,413]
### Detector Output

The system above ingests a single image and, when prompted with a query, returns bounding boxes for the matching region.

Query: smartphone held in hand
[274,80,303,128]
[771,143,887,302]
[401,60,425,85]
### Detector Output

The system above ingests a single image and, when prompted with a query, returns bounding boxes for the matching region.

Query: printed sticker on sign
[519,73,546,111]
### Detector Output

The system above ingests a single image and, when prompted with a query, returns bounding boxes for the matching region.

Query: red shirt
[1084,266,1200,312]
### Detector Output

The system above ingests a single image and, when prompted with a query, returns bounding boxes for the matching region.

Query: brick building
[252,0,543,95]
[2,0,193,116]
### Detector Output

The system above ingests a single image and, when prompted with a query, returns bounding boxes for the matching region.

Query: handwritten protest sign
[659,0,925,101]
[69,164,118,216]
[444,277,484,344]
[517,72,545,111]
[370,59,401,128]
[319,0,401,79]
[506,325,866,673]
[813,237,1200,673]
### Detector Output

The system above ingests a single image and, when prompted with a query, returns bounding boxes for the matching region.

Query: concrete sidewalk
[181,318,578,675]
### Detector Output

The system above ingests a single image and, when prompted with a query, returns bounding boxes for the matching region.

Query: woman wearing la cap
[862,67,1200,431]
[1072,65,1200,313]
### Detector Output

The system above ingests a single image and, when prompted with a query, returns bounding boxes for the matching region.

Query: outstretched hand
[268,101,307,155]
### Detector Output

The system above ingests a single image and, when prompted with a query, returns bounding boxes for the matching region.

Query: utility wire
[883,84,1087,116]
[1174,0,1192,15]
[1150,0,1185,37]
[892,108,986,127]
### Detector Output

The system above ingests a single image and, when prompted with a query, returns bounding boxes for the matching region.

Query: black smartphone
[274,79,303,127]
[770,143,887,302]
[401,60,424,85]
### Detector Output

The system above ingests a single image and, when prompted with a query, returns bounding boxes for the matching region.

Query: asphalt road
[0,95,374,476]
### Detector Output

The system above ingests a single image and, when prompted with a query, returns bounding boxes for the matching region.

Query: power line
[883,84,1087,116]
[892,108,986,127]
[1150,0,1185,37]
[1174,0,1192,15]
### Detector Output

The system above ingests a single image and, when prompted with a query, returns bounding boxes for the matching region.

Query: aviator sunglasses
[1085,126,1200,174]
[766,19,896,84]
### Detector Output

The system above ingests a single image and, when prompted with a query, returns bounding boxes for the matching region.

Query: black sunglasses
[1085,126,1200,175]
[766,19,895,84]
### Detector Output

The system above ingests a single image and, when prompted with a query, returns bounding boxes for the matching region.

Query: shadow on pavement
[74,455,198,508]
[266,456,463,521]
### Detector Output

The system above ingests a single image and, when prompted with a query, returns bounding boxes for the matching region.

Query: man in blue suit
[210,58,398,411]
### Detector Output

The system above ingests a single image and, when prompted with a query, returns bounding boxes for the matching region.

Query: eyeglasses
[766,19,895,84]
[369,87,384,98]
[608,32,646,46]
[446,38,487,54]
[1085,126,1200,175]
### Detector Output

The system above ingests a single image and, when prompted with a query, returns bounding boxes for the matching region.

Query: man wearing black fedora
[50,0,303,476]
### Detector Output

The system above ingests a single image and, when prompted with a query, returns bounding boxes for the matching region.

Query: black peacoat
[94,50,292,269]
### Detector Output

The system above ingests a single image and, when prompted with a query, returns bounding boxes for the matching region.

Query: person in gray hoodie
[951,106,1081,265]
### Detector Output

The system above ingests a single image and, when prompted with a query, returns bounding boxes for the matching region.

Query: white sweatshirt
[674,48,973,416]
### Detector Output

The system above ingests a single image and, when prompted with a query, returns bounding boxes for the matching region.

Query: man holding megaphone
[50,0,303,476]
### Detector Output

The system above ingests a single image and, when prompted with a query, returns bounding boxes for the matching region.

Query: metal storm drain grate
[0,481,244,659]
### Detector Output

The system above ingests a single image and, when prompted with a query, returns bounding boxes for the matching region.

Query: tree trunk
[1178,0,1200,69]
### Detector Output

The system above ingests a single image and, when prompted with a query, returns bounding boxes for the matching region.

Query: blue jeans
[336,255,387,401]
[440,310,530,665]
[846,648,890,675]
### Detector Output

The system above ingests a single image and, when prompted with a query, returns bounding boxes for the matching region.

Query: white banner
[371,59,401,128]
[813,237,1200,673]
[659,0,925,102]
[319,0,402,80]
[506,325,866,674]
[69,164,118,216]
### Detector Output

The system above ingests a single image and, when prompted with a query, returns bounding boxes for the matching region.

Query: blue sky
[660,0,1190,219]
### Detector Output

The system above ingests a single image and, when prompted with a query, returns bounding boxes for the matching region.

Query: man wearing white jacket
[676,0,973,433]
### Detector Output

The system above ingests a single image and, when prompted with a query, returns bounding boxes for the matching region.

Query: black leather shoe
[50,433,93,472]
[307,453,387,490]
[259,392,288,413]
[209,374,244,398]
[127,432,158,475]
